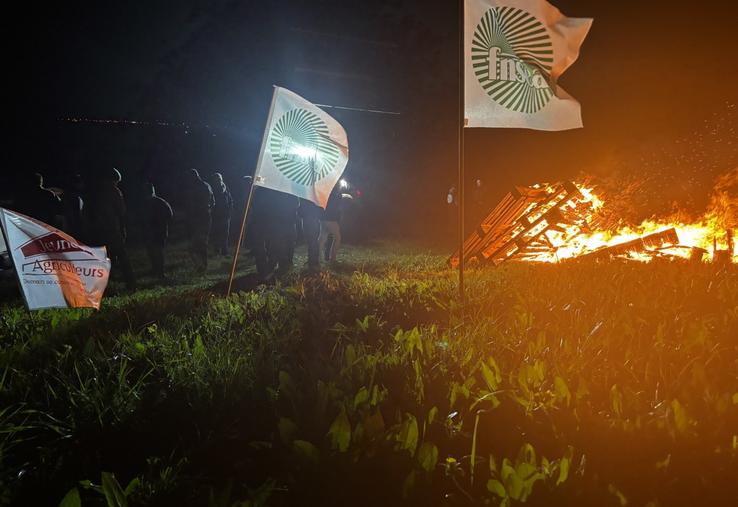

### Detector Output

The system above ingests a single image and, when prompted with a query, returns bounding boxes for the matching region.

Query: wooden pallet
[450,181,598,267]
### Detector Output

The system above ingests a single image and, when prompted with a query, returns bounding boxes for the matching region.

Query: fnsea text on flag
[465,0,592,131]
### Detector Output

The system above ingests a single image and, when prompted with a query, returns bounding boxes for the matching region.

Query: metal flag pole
[458,0,466,307]
[226,86,278,297]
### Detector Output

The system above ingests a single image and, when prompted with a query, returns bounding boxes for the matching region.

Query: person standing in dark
[143,183,173,281]
[250,187,299,280]
[61,173,85,240]
[86,168,136,289]
[184,169,214,273]
[16,172,61,226]
[298,198,322,272]
[209,172,234,256]
[319,188,350,263]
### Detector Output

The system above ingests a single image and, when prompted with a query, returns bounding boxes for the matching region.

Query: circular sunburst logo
[472,7,554,113]
[268,109,341,186]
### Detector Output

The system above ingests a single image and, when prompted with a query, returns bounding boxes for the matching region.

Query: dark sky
[8,0,738,235]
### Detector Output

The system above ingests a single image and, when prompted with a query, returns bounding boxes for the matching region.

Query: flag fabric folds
[0,208,111,310]
[464,0,592,130]
[254,87,349,208]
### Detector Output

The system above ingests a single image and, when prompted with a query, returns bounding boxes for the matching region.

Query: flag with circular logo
[465,0,592,130]
[254,87,349,208]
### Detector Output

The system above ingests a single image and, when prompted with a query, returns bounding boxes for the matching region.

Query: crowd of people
[13,169,350,290]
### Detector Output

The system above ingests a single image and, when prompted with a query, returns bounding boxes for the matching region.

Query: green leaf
[608,483,628,506]
[123,478,140,497]
[353,387,369,409]
[101,472,127,507]
[489,454,498,475]
[501,458,523,500]
[397,413,419,456]
[518,443,536,466]
[58,488,81,507]
[486,479,507,498]
[671,399,689,433]
[427,406,438,426]
[328,406,352,452]
[732,393,738,405]
[470,412,480,485]
[557,446,574,485]
[480,361,499,391]
[293,440,320,464]
[345,345,356,368]
[417,442,439,472]
[554,376,571,406]
[610,385,623,417]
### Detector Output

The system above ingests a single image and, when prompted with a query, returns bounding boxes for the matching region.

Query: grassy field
[1,241,737,506]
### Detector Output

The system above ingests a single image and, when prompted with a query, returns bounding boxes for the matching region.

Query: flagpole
[458,0,466,307]
[226,86,278,297]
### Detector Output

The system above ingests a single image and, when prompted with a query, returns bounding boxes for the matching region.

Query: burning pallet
[450,181,602,267]
[448,181,715,267]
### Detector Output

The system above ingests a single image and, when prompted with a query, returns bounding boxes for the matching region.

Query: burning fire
[524,171,738,263]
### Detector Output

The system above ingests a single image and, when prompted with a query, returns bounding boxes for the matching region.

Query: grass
[1,240,737,506]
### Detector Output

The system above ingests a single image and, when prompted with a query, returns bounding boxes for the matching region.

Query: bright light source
[290,145,319,161]
[339,179,349,189]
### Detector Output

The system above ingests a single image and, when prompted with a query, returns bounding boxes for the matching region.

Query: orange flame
[523,170,738,263]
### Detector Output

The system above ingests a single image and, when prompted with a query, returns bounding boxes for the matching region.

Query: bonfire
[451,169,738,266]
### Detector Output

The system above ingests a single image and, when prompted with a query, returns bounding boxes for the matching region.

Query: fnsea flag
[254,87,349,208]
[0,208,110,310]
[465,0,592,130]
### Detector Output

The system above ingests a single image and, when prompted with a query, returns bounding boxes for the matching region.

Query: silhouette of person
[16,172,61,226]
[184,169,214,273]
[209,172,234,256]
[143,183,173,280]
[86,168,136,289]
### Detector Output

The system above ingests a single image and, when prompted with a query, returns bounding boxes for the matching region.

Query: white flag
[465,0,592,130]
[254,87,349,208]
[0,208,111,310]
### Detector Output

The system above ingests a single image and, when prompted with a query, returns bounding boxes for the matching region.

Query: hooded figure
[143,183,173,280]
[183,169,214,273]
[85,168,136,289]
[208,172,234,256]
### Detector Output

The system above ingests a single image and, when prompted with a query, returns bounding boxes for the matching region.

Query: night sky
[7,0,738,238]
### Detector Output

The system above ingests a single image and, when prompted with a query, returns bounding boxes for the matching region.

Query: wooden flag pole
[458,0,466,307]
[226,86,278,297]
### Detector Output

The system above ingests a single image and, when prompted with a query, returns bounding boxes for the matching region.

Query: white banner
[465,0,592,130]
[0,208,110,310]
[254,87,349,208]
